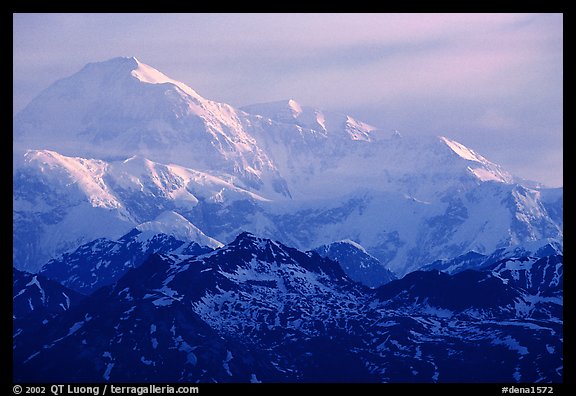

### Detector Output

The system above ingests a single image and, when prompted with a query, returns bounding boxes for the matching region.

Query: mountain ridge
[14,233,563,382]
[13,57,562,276]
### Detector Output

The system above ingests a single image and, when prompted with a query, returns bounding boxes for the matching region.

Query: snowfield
[12,57,563,384]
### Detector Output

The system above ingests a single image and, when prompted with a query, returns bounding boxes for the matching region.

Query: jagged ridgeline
[13,57,562,383]
[14,233,562,382]
[13,57,561,277]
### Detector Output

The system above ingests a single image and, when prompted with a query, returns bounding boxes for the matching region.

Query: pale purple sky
[13,13,563,187]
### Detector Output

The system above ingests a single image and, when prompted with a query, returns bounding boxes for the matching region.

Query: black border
[9,5,571,394]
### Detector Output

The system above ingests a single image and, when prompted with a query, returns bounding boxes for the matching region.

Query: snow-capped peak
[241,99,376,139]
[440,136,489,163]
[13,57,561,278]
[130,58,169,84]
[81,56,139,73]
[439,136,513,183]
[241,99,305,125]
[13,57,291,199]
[81,56,203,100]
[136,211,223,249]
[336,239,369,255]
[20,149,126,212]
[129,58,202,100]
[313,239,397,287]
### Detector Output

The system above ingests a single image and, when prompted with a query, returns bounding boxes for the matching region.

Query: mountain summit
[14,56,287,197]
[13,57,562,276]
[14,57,512,199]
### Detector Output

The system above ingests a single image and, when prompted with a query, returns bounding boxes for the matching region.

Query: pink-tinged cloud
[13,13,562,186]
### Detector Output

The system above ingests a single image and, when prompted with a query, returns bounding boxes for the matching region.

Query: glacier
[13,57,562,278]
[12,57,563,382]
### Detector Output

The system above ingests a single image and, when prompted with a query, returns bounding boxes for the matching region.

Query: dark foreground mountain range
[14,232,563,383]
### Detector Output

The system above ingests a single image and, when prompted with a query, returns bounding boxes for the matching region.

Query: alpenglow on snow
[13,56,563,384]
[13,57,562,279]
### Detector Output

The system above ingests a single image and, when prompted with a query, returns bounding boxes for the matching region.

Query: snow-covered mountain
[13,150,251,272]
[314,240,396,287]
[420,240,562,274]
[13,57,562,277]
[14,234,562,382]
[13,57,289,198]
[135,211,223,249]
[39,227,216,295]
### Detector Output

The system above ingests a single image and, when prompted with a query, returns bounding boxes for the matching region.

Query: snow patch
[174,336,197,366]
[103,363,115,381]
[223,350,233,376]
[136,211,223,248]
[102,351,115,380]
[67,321,84,336]
[25,276,46,304]
[152,297,175,307]
[140,356,155,366]
[491,336,529,355]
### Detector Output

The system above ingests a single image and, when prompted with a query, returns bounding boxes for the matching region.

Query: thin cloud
[13,13,562,187]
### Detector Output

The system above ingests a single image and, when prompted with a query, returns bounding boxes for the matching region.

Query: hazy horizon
[13,13,563,187]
